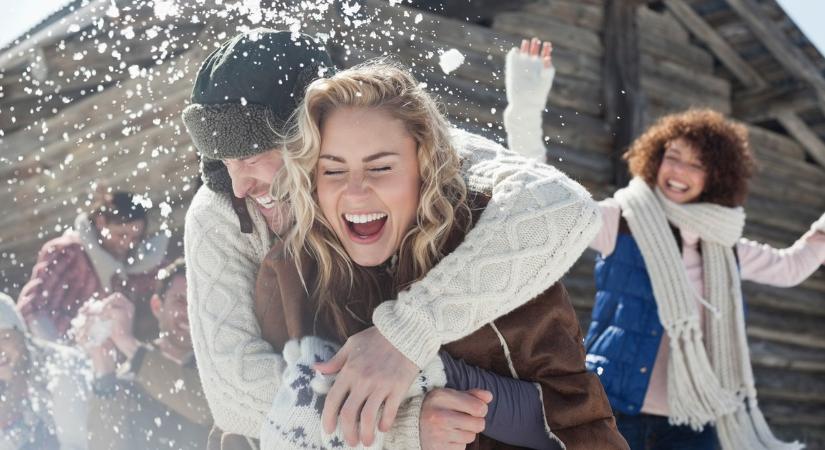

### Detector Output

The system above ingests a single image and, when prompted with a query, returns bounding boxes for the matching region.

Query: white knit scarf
[614,178,803,450]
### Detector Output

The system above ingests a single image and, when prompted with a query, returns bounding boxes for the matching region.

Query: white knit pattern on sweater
[186,129,600,439]
[185,186,281,437]
[373,129,602,368]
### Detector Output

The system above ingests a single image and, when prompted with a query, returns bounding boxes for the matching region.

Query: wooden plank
[725,0,825,108]
[637,4,691,44]
[355,28,605,116]
[0,87,190,183]
[0,0,109,72]
[745,194,823,234]
[0,15,231,155]
[748,326,825,351]
[640,76,731,114]
[603,0,646,188]
[750,340,825,374]
[640,53,732,98]
[749,177,825,208]
[638,18,716,70]
[746,124,808,160]
[493,12,604,58]
[664,0,768,89]
[735,87,819,126]
[775,111,825,167]
[519,0,605,31]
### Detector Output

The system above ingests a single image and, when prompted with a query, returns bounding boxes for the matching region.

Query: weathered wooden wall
[0,0,823,446]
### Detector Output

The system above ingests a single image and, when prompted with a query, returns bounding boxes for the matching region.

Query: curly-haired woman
[504,38,825,450]
[254,60,629,450]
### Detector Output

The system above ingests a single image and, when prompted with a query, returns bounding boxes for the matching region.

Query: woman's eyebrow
[363,151,398,163]
[319,151,399,163]
[319,154,346,163]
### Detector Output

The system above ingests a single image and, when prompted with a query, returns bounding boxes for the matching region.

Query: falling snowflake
[438,49,465,74]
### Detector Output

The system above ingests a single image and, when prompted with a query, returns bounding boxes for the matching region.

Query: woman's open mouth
[666,179,690,193]
[344,212,388,244]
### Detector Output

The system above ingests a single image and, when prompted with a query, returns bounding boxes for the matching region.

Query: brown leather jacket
[250,195,628,450]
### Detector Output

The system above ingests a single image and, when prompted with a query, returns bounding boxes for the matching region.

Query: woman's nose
[344,174,369,196]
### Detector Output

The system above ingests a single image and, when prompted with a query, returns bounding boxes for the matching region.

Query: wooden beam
[733,85,819,122]
[775,111,825,167]
[664,0,768,90]
[603,0,648,187]
[725,0,825,104]
[0,0,109,72]
[749,325,825,352]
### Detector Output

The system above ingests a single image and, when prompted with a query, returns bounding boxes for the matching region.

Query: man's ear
[150,294,162,320]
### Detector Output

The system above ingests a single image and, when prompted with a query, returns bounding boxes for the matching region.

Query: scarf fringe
[716,403,804,450]
[666,324,738,430]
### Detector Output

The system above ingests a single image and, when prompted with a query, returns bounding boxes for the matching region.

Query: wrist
[114,335,141,360]
[90,352,116,376]
[372,301,440,369]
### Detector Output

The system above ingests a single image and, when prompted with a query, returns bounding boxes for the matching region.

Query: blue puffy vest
[585,220,742,416]
[584,218,680,415]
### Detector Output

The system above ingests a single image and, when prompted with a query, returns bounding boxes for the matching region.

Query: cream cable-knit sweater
[184,128,601,439]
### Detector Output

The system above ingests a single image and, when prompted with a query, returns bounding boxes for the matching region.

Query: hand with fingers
[261,335,447,450]
[504,37,556,161]
[72,300,118,376]
[314,326,422,447]
[419,388,492,450]
[100,292,141,359]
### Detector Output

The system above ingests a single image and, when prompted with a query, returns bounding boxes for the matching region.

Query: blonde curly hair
[272,60,470,338]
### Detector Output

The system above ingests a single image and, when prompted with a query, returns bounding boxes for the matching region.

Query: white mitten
[261,336,448,450]
[310,350,447,449]
[503,47,556,161]
[260,336,341,450]
[812,212,825,234]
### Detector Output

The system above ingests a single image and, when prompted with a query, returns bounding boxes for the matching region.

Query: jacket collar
[72,213,169,289]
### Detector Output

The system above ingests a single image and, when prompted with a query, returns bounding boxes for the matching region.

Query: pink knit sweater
[590,199,825,416]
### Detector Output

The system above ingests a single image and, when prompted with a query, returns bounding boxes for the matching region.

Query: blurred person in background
[77,258,212,450]
[0,293,90,450]
[16,190,169,343]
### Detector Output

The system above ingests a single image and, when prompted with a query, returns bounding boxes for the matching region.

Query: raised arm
[373,128,600,366]
[504,38,556,162]
[184,186,286,436]
[739,212,825,287]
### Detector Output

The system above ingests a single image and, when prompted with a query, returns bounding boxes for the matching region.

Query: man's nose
[232,176,253,199]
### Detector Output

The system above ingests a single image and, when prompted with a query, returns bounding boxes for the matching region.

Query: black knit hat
[182,28,334,192]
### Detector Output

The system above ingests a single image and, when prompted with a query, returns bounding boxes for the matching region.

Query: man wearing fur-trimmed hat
[181,28,601,448]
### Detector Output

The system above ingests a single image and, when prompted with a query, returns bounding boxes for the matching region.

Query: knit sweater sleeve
[184,186,285,436]
[372,129,601,368]
[738,228,825,287]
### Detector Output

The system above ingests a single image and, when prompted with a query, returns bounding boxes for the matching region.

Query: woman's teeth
[255,196,277,209]
[667,180,689,192]
[344,213,388,224]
